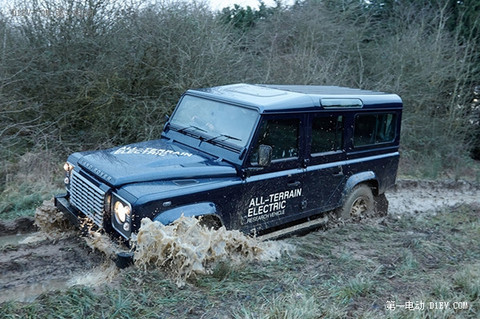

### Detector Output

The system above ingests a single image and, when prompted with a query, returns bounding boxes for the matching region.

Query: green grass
[0,152,64,220]
[1,205,479,318]
[0,183,64,220]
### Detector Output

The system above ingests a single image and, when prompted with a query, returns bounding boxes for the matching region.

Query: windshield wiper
[175,125,207,135]
[206,134,241,143]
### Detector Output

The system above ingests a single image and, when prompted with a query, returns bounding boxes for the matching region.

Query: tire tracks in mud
[0,200,108,303]
[0,217,36,236]
[387,179,480,215]
[0,235,105,303]
[0,179,479,303]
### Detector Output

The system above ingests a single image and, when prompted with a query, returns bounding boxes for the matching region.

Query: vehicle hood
[74,139,237,186]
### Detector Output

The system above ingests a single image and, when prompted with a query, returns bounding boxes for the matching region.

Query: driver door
[239,115,306,235]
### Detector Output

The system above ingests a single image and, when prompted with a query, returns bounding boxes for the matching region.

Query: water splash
[34,199,74,239]
[131,216,292,286]
[33,200,293,289]
[19,232,48,244]
[68,262,119,287]
[82,229,118,258]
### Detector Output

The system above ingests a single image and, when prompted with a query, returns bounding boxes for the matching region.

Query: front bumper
[54,193,82,227]
[55,193,134,267]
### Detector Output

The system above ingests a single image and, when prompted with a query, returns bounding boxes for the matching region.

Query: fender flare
[341,171,378,203]
[153,202,221,225]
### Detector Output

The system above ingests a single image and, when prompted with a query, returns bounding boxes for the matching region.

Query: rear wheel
[337,184,374,220]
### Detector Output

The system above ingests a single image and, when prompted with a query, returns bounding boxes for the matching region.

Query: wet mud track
[0,234,104,302]
[0,179,479,303]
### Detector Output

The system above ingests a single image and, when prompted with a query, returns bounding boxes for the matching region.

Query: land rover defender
[55,83,402,241]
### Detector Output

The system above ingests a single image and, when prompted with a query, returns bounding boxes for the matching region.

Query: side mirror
[258,144,273,167]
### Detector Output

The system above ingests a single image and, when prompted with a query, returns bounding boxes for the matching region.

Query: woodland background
[0,0,479,218]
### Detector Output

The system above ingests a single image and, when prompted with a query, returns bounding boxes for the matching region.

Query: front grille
[70,170,105,227]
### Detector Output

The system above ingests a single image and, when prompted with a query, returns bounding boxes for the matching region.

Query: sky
[0,0,296,15]
[208,0,281,11]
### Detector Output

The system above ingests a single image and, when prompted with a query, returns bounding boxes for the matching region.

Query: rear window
[354,113,396,147]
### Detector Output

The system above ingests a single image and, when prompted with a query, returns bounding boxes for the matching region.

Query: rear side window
[354,113,396,147]
[311,116,343,154]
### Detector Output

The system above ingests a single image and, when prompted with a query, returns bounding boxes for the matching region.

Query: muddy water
[1,200,291,301]
[68,262,119,287]
[0,279,71,303]
[387,179,480,215]
[0,233,34,247]
[0,262,118,303]
[2,180,479,302]
[132,216,292,286]
[0,200,108,303]
[0,235,106,302]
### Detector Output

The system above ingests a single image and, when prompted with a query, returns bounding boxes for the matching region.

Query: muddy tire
[374,193,389,216]
[337,184,374,220]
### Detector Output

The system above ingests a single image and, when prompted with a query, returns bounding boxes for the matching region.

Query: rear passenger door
[303,113,347,212]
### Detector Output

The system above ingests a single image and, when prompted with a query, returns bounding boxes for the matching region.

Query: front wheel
[198,215,222,230]
[336,184,374,220]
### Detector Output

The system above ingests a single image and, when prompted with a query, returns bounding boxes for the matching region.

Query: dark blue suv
[55,84,402,240]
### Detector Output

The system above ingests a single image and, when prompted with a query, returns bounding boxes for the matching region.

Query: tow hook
[115,251,134,269]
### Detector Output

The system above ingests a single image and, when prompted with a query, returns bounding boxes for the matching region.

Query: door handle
[287,181,301,187]
[333,166,344,177]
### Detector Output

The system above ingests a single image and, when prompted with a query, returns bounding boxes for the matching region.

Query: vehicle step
[258,216,328,241]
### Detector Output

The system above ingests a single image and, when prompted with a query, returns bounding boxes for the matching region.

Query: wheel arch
[153,202,223,226]
[342,171,379,203]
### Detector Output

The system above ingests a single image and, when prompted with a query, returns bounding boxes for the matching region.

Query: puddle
[0,232,49,247]
[19,232,49,244]
[1,203,292,302]
[0,261,118,303]
[0,279,70,303]
[0,200,122,304]
[0,233,33,247]
[0,263,119,303]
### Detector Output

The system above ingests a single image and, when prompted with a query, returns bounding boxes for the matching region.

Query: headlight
[114,201,130,223]
[63,162,74,172]
[111,194,132,238]
[63,162,74,186]
[113,195,131,224]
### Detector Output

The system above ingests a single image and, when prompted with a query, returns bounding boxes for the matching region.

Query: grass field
[1,203,479,318]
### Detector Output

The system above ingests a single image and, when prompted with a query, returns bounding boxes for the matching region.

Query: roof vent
[226,84,286,97]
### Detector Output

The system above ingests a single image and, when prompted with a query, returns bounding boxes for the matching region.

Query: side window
[251,118,300,163]
[354,113,396,147]
[311,116,343,154]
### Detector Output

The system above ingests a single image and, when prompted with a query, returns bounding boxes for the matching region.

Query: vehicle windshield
[169,95,258,150]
